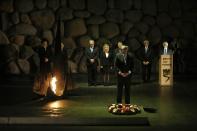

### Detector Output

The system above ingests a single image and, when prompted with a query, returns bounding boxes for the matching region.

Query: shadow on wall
[0,0,197,75]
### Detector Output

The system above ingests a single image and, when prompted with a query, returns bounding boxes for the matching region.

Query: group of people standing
[85,40,115,86]
[85,38,180,104]
[85,39,134,104]
[34,37,182,104]
[85,39,154,86]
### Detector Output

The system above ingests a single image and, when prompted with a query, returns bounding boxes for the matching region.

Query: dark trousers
[117,77,131,104]
[142,64,151,82]
[87,64,97,85]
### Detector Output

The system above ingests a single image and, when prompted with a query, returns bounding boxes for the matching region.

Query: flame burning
[51,77,57,95]
[50,76,64,96]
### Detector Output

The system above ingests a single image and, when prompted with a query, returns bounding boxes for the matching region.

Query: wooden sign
[159,55,173,86]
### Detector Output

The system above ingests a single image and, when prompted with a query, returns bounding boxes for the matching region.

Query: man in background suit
[114,41,123,55]
[114,41,123,66]
[136,40,153,82]
[115,45,134,104]
[161,41,173,55]
[33,38,51,96]
[85,39,99,86]
[38,38,51,77]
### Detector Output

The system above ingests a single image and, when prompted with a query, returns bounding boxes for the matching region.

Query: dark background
[0,0,197,76]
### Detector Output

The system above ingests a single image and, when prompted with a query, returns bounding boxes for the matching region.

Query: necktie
[124,55,127,64]
[164,48,167,54]
[145,48,148,54]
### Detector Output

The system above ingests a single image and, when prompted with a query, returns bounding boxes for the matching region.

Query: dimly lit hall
[1,0,197,130]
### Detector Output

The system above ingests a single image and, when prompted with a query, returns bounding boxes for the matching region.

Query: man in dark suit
[37,38,51,76]
[160,41,173,55]
[33,38,51,96]
[115,45,134,104]
[136,40,153,82]
[85,39,99,86]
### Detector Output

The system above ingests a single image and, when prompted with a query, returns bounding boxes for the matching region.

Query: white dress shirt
[90,47,93,53]
[105,52,109,58]
[164,47,168,54]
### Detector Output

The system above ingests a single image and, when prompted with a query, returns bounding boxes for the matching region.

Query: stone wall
[0,0,197,75]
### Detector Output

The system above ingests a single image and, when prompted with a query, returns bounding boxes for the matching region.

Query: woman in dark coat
[100,44,113,85]
[38,39,51,76]
[33,38,51,96]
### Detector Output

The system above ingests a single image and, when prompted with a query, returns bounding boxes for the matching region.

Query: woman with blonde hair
[100,44,113,86]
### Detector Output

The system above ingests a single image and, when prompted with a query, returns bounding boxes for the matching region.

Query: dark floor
[0,74,197,130]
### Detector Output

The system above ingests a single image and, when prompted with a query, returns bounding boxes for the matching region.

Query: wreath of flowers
[108,104,141,115]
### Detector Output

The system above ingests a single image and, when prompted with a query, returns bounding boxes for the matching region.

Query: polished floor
[0,74,197,130]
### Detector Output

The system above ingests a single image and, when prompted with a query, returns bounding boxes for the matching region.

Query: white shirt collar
[105,53,109,58]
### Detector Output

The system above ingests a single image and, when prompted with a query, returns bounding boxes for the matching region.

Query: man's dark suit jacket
[85,47,99,65]
[37,46,51,73]
[160,48,173,55]
[136,46,153,63]
[115,53,134,80]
